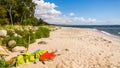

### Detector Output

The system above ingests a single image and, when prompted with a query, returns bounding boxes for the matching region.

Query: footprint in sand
[56,63,67,68]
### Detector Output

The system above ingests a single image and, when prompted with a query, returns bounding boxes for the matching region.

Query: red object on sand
[39,51,56,61]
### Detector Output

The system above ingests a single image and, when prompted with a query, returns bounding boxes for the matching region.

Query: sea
[57,25,120,38]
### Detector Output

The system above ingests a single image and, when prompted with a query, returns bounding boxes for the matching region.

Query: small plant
[2,37,11,45]
[0,37,3,45]
[0,25,51,51]
[29,32,36,44]
[0,40,2,45]
[10,37,28,50]
[15,37,28,47]
[35,27,50,38]
[0,57,10,68]
[7,30,14,37]
[14,29,23,36]
[2,36,28,51]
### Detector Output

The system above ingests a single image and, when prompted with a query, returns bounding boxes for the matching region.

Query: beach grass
[0,25,51,51]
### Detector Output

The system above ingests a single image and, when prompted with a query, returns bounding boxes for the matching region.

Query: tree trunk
[8,6,13,25]
[20,16,23,24]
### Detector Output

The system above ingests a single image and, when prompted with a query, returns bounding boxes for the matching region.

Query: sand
[15,27,120,68]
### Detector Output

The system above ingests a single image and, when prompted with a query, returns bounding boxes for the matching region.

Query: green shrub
[7,37,28,50]
[0,37,3,45]
[21,31,30,43]
[29,32,36,43]
[37,18,49,25]
[35,27,50,38]
[14,37,28,47]
[22,17,38,26]
[2,36,28,50]
[0,18,10,25]
[7,30,14,37]
[0,40,2,45]
[0,57,10,68]
[2,37,11,44]
[1,25,50,51]
[14,29,23,36]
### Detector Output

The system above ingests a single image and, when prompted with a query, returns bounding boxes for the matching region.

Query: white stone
[8,40,16,47]
[12,46,27,53]
[0,30,7,37]
[14,33,18,37]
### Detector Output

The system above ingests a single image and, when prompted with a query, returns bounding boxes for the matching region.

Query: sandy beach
[16,27,120,68]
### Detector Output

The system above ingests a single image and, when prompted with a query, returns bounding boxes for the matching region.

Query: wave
[92,28,120,39]
[118,32,120,34]
[100,31,112,36]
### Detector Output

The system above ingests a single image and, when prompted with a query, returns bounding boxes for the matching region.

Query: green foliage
[22,17,38,26]
[1,36,27,51]
[0,6,7,18]
[14,37,28,47]
[0,36,4,45]
[7,30,14,37]
[0,57,6,68]
[2,37,11,44]
[0,0,38,25]
[14,29,23,36]
[29,32,36,43]
[9,37,28,51]
[0,40,2,45]
[1,25,50,51]
[37,18,49,25]
[0,18,10,25]
[0,57,10,68]
[0,0,50,26]
[35,27,50,38]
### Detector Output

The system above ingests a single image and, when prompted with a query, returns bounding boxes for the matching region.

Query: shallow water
[59,25,120,37]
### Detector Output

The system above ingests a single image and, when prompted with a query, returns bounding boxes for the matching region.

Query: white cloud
[67,17,98,25]
[33,0,99,25]
[34,0,61,18]
[69,13,75,16]
[88,18,97,23]
[104,19,120,25]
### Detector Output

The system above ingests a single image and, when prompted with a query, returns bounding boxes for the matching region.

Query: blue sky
[34,0,120,25]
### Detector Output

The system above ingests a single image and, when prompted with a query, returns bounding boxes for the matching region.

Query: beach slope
[18,27,120,68]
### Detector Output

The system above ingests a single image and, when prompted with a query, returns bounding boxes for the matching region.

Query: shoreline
[100,30,120,41]
[62,26,120,41]
[92,28,120,41]
[60,25,120,39]
[8,27,120,68]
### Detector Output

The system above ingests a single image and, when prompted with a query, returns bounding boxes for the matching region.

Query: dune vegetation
[0,0,55,67]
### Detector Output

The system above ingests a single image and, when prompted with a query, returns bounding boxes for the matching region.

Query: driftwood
[0,46,9,56]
